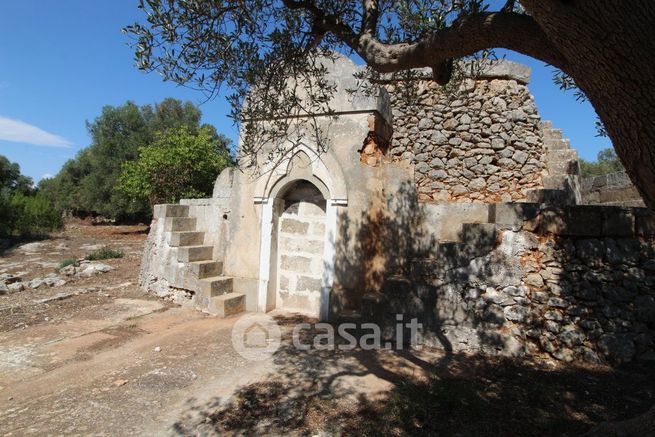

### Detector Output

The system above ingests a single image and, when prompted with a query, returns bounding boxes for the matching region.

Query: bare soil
[0,224,653,436]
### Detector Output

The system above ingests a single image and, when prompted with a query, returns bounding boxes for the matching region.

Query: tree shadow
[171,315,655,436]
[169,186,655,435]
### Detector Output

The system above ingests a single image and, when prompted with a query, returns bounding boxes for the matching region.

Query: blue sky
[0,1,611,183]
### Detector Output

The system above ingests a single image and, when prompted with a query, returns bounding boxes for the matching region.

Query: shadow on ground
[172,315,655,436]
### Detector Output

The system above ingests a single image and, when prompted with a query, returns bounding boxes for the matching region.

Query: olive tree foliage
[125,1,655,213]
[124,0,499,170]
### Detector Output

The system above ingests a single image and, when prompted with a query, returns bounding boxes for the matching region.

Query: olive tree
[125,0,655,210]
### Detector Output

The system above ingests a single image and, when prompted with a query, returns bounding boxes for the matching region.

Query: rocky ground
[0,223,654,436]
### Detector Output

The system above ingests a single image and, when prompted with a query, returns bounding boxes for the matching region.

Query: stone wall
[384,74,547,203]
[276,197,326,316]
[359,203,655,364]
[581,171,645,207]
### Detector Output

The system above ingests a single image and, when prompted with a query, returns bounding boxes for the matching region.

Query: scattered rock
[28,278,45,289]
[7,282,25,293]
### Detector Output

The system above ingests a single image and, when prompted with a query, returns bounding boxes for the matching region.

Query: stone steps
[410,222,498,280]
[154,204,189,218]
[539,120,582,205]
[169,231,205,247]
[208,292,246,317]
[526,188,576,205]
[157,201,245,319]
[177,245,214,263]
[189,260,223,279]
[165,217,197,232]
[195,276,234,309]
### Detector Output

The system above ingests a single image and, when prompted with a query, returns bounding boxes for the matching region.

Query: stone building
[141,55,655,364]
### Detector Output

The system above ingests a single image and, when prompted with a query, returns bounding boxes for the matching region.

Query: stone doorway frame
[253,145,347,321]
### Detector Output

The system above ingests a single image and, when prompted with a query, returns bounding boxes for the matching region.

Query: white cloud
[0,116,72,148]
[40,173,53,180]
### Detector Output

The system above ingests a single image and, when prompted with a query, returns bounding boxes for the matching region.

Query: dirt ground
[1,224,654,436]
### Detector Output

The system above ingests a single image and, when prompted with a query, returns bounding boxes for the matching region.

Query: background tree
[125,0,655,211]
[117,126,232,207]
[579,148,625,179]
[0,155,62,237]
[43,98,226,221]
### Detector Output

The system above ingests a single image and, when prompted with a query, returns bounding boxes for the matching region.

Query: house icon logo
[231,313,281,361]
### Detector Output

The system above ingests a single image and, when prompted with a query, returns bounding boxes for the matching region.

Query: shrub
[85,246,124,261]
[6,192,63,237]
[57,258,80,271]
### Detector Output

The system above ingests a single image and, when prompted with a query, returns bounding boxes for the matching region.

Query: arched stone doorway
[254,145,347,321]
[273,180,326,316]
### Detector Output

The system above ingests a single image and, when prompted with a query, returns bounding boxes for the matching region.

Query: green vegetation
[85,246,124,261]
[579,148,624,178]
[117,126,231,206]
[0,156,62,238]
[57,258,80,271]
[41,98,233,222]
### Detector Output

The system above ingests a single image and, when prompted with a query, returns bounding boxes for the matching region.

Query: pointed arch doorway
[254,146,347,321]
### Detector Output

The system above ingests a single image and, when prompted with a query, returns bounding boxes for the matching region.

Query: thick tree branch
[351,12,567,74]
[282,1,568,77]
[361,0,379,36]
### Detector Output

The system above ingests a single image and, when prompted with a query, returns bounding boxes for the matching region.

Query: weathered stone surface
[598,334,636,363]
[524,273,544,288]
[280,219,309,234]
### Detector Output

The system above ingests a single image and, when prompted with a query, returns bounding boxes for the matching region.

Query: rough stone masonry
[383,68,547,203]
[141,55,654,366]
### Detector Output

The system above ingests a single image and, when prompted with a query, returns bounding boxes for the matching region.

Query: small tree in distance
[579,148,624,179]
[117,126,233,207]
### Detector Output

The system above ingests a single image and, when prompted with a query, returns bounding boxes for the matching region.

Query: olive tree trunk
[522,0,655,210]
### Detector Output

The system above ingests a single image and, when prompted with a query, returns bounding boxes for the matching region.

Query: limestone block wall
[581,171,645,207]
[276,201,326,316]
[384,77,547,203]
[365,203,655,365]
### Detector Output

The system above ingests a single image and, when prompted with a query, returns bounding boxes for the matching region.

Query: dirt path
[1,224,654,436]
[0,224,276,435]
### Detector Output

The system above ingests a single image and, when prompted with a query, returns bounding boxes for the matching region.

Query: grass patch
[57,258,80,271]
[85,246,124,261]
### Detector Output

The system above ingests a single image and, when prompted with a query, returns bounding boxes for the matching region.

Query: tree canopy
[117,126,232,207]
[125,0,655,211]
[579,148,624,179]
[42,98,231,221]
[0,156,62,237]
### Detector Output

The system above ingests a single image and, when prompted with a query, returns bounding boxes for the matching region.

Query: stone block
[538,206,602,237]
[280,219,309,234]
[636,210,655,237]
[198,276,233,297]
[602,207,635,237]
[489,203,539,230]
[189,260,222,279]
[169,231,204,247]
[296,276,322,292]
[281,255,312,271]
[208,292,245,317]
[177,245,213,262]
[154,204,189,218]
[461,223,497,249]
[164,217,197,232]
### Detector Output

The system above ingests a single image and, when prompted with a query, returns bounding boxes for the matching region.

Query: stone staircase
[157,204,245,317]
[409,222,498,280]
[527,121,581,205]
[341,221,499,324]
